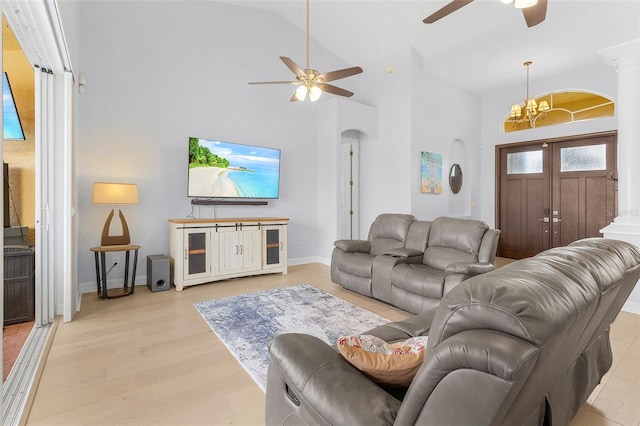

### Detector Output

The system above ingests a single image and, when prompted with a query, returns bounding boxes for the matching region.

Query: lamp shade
[309,85,322,102]
[538,100,550,112]
[295,85,307,101]
[514,0,537,8]
[93,182,138,204]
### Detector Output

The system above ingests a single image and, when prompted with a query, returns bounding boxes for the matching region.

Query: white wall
[478,62,618,227]
[354,48,414,234]
[60,1,354,287]
[411,50,482,221]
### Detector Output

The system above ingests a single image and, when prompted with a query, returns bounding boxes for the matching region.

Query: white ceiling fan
[248,0,363,102]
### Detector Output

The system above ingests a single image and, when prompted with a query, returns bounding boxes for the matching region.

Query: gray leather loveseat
[266,238,640,426]
[331,214,501,314]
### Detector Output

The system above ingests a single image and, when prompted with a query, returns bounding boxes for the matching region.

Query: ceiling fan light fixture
[500,0,514,4]
[295,85,308,101]
[514,0,538,9]
[309,85,322,102]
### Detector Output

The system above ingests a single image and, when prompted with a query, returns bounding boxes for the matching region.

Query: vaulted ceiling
[239,0,640,95]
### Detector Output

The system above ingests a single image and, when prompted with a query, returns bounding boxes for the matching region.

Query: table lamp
[93,182,138,246]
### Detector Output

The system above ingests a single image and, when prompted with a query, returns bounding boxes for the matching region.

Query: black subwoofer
[147,254,170,292]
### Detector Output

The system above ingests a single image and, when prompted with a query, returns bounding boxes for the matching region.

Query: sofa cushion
[391,263,446,298]
[337,334,429,386]
[368,214,416,256]
[423,247,477,271]
[338,252,375,277]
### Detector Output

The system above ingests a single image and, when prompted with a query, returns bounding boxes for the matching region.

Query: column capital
[599,39,640,67]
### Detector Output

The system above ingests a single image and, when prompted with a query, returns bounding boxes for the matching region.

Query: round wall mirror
[449,163,463,194]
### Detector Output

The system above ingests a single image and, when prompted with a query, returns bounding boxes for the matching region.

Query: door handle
[553,218,562,223]
[539,218,550,223]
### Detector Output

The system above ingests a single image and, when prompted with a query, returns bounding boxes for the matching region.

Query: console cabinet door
[217,227,240,275]
[262,225,287,270]
[183,228,211,281]
[241,227,262,272]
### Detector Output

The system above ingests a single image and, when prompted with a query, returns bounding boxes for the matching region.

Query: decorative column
[599,38,640,312]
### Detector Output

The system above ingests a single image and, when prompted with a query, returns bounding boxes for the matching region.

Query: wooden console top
[168,217,289,224]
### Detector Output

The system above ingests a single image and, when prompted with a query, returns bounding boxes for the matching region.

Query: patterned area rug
[194,284,389,391]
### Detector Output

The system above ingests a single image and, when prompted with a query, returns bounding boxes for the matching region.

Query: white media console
[168,217,288,291]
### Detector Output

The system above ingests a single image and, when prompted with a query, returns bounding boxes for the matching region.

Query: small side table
[90,245,141,300]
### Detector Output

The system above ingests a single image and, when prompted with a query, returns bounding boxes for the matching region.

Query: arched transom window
[504,90,614,133]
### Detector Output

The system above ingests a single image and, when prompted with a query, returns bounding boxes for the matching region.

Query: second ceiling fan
[249,0,363,102]
[424,0,548,28]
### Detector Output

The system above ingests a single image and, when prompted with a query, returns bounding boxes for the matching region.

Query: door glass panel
[188,232,207,274]
[507,151,543,174]
[560,144,606,172]
[265,229,280,265]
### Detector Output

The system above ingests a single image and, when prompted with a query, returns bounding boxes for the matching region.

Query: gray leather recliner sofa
[332,214,501,314]
[266,238,640,426]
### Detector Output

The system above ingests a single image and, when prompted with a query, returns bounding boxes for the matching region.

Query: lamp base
[101,209,131,246]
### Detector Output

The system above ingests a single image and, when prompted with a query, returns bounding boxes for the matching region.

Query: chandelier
[509,61,550,128]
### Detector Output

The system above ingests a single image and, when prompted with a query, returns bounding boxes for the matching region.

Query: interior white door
[338,136,359,240]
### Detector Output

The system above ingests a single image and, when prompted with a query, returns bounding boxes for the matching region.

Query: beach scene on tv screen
[188,137,280,198]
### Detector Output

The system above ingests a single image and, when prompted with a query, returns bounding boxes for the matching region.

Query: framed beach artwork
[421,151,442,194]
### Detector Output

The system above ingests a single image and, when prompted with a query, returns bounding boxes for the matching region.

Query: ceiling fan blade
[522,0,547,27]
[280,56,306,79]
[248,81,300,85]
[317,83,354,98]
[423,0,474,24]
[317,66,363,83]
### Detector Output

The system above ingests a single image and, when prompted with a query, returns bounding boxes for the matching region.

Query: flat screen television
[188,136,281,199]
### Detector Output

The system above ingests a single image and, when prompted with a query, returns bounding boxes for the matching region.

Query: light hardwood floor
[26,263,640,425]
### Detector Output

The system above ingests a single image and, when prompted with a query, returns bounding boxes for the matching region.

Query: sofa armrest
[334,239,371,253]
[365,308,437,342]
[267,333,400,426]
[384,248,424,258]
[444,261,495,277]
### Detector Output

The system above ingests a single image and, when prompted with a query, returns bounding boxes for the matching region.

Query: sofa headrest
[535,246,626,293]
[569,238,640,270]
[368,214,416,241]
[427,244,631,350]
[422,217,489,269]
[427,217,489,256]
[368,214,416,256]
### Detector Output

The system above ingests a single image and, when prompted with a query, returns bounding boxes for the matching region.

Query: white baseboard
[79,275,147,294]
[288,256,330,266]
